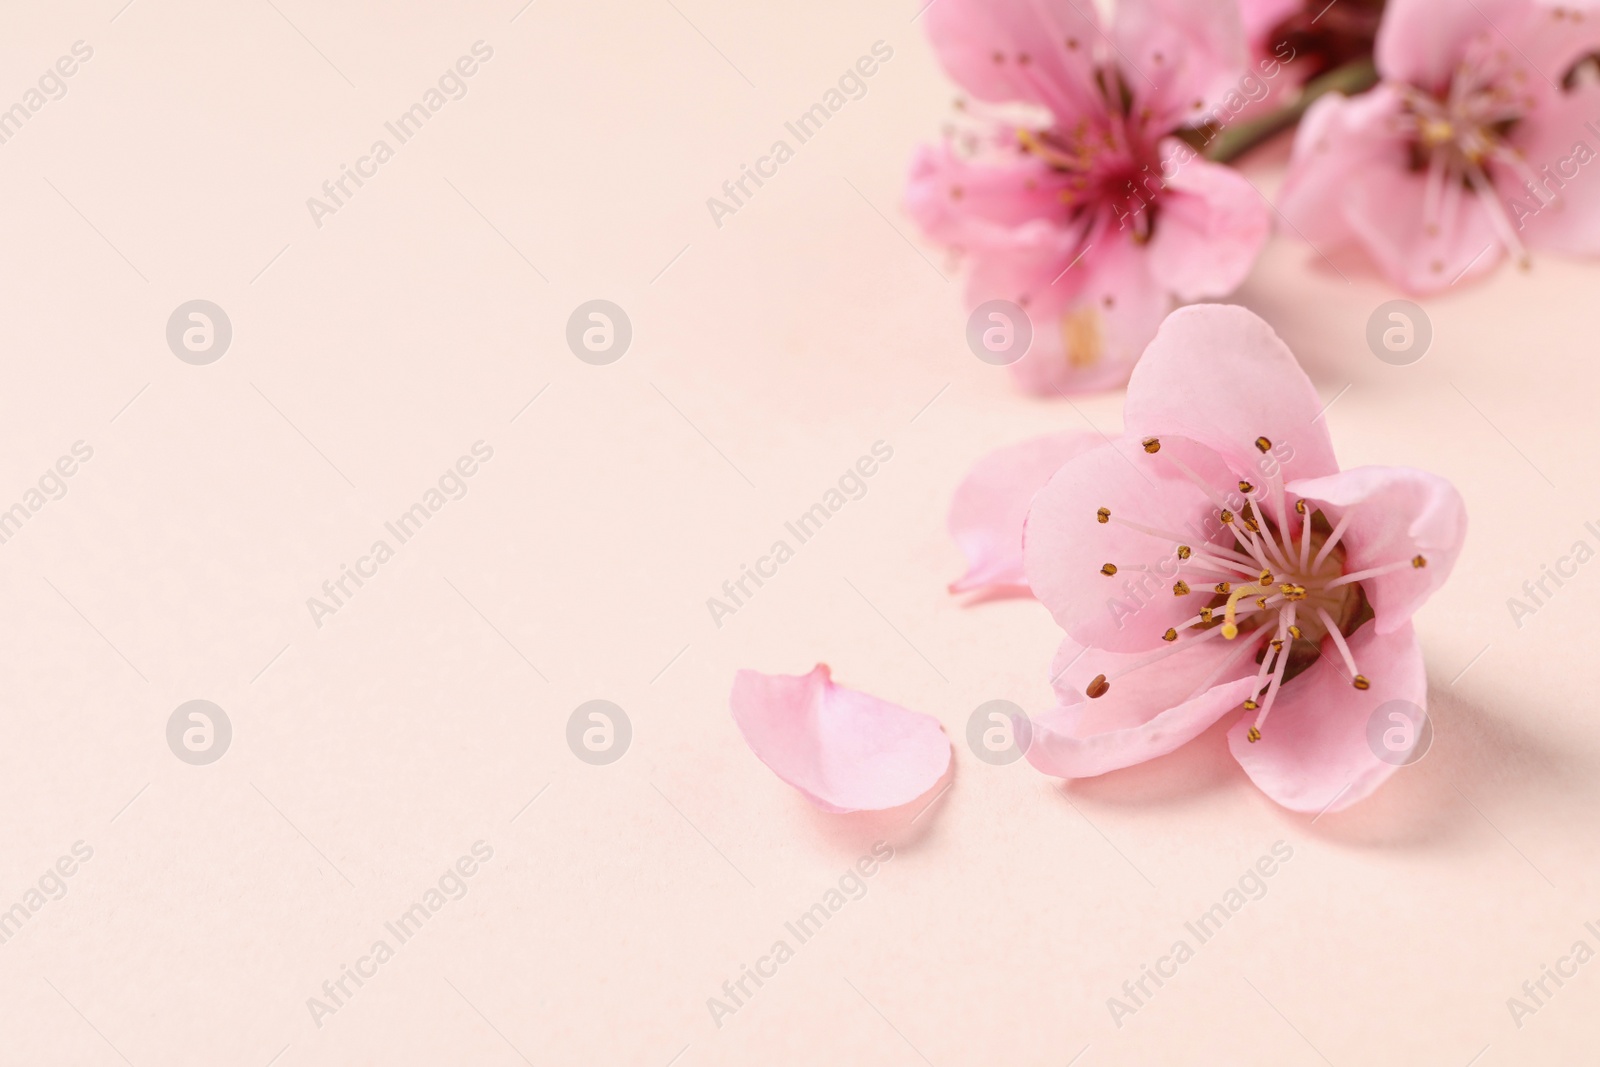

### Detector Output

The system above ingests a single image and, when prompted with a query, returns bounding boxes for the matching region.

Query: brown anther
[1413,555,1427,568]
[1173,581,1191,596]
[1096,507,1110,524]
[1244,699,1259,712]
[1101,563,1118,576]
[1215,582,1231,594]
[1086,674,1110,698]
[1243,515,1260,533]
[1220,510,1234,524]
[1177,545,1192,560]
[1256,597,1268,610]
[1353,675,1371,690]
[1259,570,1273,584]
[1294,499,1307,515]
[1142,437,1161,454]
[1271,639,1284,652]
[1247,726,1261,743]
[1255,437,1272,453]
[1163,628,1178,642]
[1288,625,1303,639]
[1238,481,1254,494]
[1199,607,1214,623]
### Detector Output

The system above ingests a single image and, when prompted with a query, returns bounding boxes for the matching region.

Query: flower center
[1393,48,1538,271]
[1014,76,1166,242]
[1087,436,1428,743]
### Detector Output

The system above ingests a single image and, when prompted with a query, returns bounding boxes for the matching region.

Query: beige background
[0,1,1595,1064]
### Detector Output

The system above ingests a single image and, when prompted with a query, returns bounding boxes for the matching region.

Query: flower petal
[1009,230,1174,395]
[1341,154,1504,293]
[1228,621,1427,813]
[923,0,1103,116]
[1279,87,1411,252]
[1240,0,1303,45]
[949,432,1102,595]
[1026,634,1259,778]
[1146,145,1272,300]
[729,665,950,813]
[905,142,1076,250]
[1507,2,1600,89]
[1375,0,1523,89]
[1123,304,1340,482]
[1024,435,1243,652]
[1288,465,1467,634]
[1506,83,1600,257]
[1112,0,1250,123]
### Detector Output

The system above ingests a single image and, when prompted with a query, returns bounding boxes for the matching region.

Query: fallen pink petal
[729,665,952,813]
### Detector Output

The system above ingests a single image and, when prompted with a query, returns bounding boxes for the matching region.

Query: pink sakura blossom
[1279,0,1600,291]
[959,305,1463,812]
[907,0,1272,394]
[729,665,951,812]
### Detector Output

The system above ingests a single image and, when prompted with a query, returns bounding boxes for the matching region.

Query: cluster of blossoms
[908,0,1600,395]
[731,306,1464,817]
[728,1,1511,819]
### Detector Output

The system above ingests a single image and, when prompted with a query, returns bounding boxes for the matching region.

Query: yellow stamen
[1420,118,1456,147]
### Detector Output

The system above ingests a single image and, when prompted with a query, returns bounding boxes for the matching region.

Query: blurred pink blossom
[907,0,1271,394]
[1280,0,1600,291]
